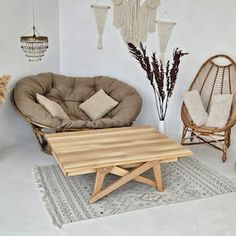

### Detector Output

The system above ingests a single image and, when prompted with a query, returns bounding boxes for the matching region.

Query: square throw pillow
[36,93,69,120]
[79,89,118,120]
[205,94,233,128]
[183,90,208,126]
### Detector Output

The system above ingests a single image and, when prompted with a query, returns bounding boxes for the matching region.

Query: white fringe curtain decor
[112,0,160,46]
[91,4,111,49]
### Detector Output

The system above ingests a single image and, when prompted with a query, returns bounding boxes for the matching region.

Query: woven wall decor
[91,4,111,49]
[157,21,176,62]
[113,0,160,45]
[156,12,176,62]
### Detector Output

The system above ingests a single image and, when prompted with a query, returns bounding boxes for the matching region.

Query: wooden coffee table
[45,125,193,204]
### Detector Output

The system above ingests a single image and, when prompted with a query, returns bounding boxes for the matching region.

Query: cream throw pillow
[205,94,233,128]
[79,89,118,120]
[36,93,69,120]
[183,90,208,126]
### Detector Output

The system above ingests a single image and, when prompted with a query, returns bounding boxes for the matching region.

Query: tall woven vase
[158,120,166,134]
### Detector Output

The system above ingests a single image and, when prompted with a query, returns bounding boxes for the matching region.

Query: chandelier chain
[32,0,36,36]
[32,0,35,27]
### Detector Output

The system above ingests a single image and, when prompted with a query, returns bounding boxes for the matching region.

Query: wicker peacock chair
[181,55,236,162]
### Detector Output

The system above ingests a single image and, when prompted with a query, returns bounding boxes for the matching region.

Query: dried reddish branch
[128,42,188,120]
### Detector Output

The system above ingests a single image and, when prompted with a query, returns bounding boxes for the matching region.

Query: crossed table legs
[89,161,163,204]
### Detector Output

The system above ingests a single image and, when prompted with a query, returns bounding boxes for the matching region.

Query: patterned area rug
[34,158,236,228]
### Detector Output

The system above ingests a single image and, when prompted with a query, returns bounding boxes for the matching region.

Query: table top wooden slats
[46,125,193,176]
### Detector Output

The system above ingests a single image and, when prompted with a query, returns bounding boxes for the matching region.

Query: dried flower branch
[128,42,188,120]
[0,75,11,104]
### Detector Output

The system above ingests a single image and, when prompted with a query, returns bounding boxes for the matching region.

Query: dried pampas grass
[0,75,11,104]
[127,42,188,120]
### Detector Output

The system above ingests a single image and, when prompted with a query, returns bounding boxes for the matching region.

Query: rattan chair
[181,55,236,162]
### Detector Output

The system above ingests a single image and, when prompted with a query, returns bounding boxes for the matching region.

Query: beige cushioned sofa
[13,73,142,153]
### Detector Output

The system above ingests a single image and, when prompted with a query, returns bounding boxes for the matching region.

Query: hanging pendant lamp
[20,0,48,62]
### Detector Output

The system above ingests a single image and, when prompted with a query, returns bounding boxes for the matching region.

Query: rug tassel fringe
[33,167,63,229]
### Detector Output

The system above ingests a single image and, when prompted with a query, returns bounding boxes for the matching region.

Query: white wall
[59,0,236,141]
[0,0,60,148]
[1,0,236,149]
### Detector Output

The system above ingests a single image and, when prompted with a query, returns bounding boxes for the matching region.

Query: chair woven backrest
[189,55,236,112]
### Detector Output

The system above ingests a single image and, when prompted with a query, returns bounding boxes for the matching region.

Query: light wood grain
[152,161,163,192]
[46,125,193,203]
[58,141,180,164]
[110,166,156,187]
[52,136,168,153]
[89,161,153,204]
[93,169,107,195]
[66,157,179,176]
[62,148,190,170]
[50,132,162,149]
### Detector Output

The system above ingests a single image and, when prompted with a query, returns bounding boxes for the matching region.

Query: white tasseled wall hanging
[91,3,110,49]
[90,0,176,56]
[156,12,176,62]
[112,0,160,46]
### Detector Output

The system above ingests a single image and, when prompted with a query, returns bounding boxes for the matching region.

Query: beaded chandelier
[20,0,48,62]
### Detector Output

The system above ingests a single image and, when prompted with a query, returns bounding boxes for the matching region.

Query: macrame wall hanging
[156,12,176,62]
[112,0,161,46]
[91,2,111,49]
[90,0,176,57]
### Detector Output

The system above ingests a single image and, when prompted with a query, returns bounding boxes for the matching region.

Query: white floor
[1,138,236,236]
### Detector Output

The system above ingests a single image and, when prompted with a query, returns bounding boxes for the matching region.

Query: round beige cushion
[13,73,142,129]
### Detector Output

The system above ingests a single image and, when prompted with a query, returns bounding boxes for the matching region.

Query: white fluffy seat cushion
[183,90,208,126]
[36,93,69,120]
[79,89,118,120]
[205,94,233,128]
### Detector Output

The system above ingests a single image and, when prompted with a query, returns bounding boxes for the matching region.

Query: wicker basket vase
[181,55,236,162]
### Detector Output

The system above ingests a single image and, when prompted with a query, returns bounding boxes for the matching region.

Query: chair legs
[31,125,52,155]
[181,125,231,162]
[190,131,195,142]
[181,126,196,145]
[226,129,231,148]
[222,130,231,162]
[31,125,91,155]
[181,126,188,145]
